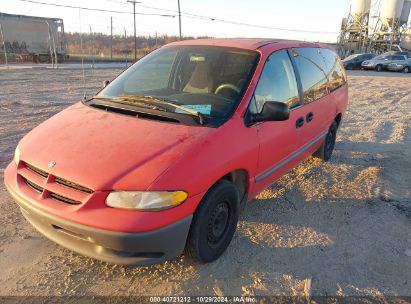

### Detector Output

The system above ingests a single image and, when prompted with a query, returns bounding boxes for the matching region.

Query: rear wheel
[185,180,240,263]
[375,65,383,72]
[313,122,338,161]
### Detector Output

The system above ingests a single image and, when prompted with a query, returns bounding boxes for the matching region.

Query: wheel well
[221,169,249,201]
[334,113,342,128]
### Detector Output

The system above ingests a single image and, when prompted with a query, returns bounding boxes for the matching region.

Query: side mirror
[247,101,290,125]
[102,80,110,88]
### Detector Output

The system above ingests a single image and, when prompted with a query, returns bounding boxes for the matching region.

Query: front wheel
[403,66,410,73]
[375,65,383,72]
[185,180,240,263]
[313,122,338,161]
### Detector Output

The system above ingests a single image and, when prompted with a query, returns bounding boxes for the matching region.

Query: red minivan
[4,39,348,265]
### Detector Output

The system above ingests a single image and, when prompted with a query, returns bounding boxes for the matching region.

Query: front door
[249,49,306,192]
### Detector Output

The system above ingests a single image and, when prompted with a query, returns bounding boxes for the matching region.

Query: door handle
[296,117,304,128]
[306,112,314,123]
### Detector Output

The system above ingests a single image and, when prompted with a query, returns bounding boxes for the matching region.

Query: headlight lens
[14,145,21,164]
[106,191,188,210]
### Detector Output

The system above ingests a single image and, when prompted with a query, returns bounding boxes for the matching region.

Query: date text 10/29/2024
[149,296,257,303]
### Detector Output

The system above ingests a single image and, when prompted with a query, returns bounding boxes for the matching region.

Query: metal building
[0,12,65,63]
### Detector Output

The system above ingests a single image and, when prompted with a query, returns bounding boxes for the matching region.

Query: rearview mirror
[247,101,290,125]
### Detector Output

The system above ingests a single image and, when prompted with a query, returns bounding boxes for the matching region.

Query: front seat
[183,62,213,94]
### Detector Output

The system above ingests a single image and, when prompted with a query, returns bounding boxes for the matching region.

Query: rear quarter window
[319,48,346,92]
[392,56,404,60]
[292,48,329,104]
[293,48,346,104]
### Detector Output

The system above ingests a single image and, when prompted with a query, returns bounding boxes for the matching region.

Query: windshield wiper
[119,95,206,125]
[93,95,206,125]
[92,96,168,112]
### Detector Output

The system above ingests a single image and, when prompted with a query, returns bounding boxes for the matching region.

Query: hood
[342,58,353,63]
[19,102,212,190]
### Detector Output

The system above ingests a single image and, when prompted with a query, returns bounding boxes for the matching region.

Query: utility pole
[0,23,8,67]
[177,0,182,39]
[110,16,113,60]
[127,0,141,61]
[155,30,158,46]
[90,25,95,67]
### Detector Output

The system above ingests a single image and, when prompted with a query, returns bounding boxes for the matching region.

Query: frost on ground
[0,68,410,297]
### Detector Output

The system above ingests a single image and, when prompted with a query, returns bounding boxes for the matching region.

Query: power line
[16,0,176,17]
[181,14,339,35]
[101,0,340,35]
[16,0,339,35]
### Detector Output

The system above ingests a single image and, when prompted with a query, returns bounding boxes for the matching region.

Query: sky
[0,0,352,42]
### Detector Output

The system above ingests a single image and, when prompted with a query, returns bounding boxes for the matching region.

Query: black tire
[313,122,338,161]
[375,65,383,72]
[185,180,240,263]
[403,66,410,73]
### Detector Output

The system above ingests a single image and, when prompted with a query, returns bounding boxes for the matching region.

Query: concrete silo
[370,0,408,52]
[338,0,372,57]
[399,0,411,50]
[399,0,411,25]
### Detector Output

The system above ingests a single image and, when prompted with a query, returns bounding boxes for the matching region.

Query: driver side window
[249,50,300,114]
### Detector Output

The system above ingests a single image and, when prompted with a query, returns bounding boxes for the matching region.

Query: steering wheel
[214,83,241,95]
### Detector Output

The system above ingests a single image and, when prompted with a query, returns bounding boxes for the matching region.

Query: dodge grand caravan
[4,38,348,265]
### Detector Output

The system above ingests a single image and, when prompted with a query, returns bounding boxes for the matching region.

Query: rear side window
[392,55,404,60]
[249,50,300,113]
[292,48,329,104]
[293,48,346,104]
[319,48,346,92]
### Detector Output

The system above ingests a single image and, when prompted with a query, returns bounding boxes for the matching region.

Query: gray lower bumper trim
[8,184,192,266]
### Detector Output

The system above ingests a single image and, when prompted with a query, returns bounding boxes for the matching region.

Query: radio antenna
[78,7,87,100]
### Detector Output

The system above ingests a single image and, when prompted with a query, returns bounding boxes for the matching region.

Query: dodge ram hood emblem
[48,161,56,168]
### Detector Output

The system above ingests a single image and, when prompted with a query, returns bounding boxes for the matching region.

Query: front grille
[50,192,81,205]
[26,163,48,178]
[55,176,93,193]
[25,178,44,193]
[20,162,93,206]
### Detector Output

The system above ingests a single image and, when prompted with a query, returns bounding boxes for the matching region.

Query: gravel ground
[0,67,410,298]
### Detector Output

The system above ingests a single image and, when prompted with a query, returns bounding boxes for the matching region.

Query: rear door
[392,55,406,64]
[290,48,346,157]
[249,49,306,191]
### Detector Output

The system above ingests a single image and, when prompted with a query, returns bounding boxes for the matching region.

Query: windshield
[98,46,259,119]
[344,54,360,60]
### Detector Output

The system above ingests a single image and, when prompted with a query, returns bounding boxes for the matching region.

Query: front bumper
[4,161,195,265]
[6,182,192,265]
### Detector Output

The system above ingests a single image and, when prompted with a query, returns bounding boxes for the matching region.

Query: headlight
[14,145,21,164]
[106,191,188,210]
